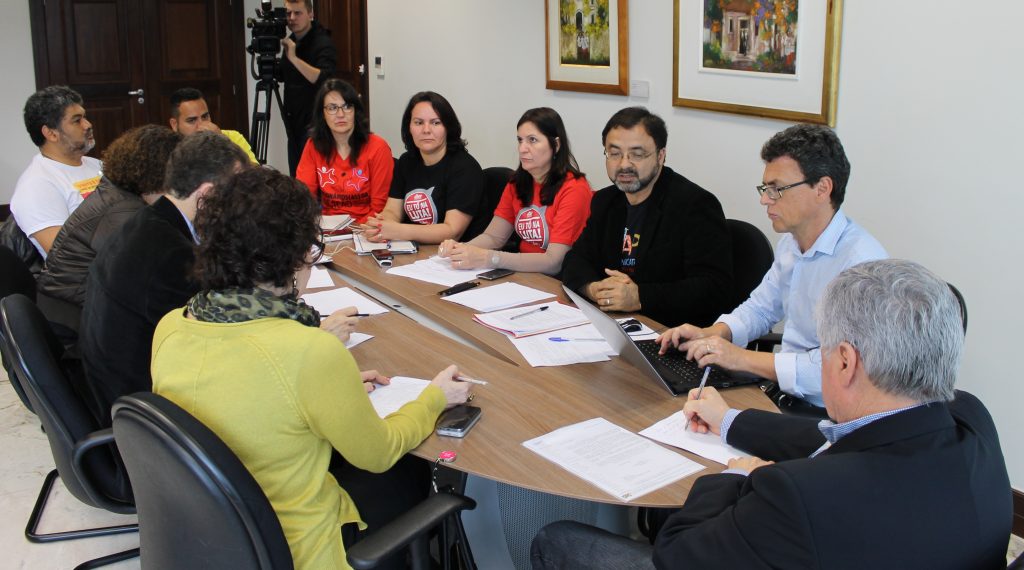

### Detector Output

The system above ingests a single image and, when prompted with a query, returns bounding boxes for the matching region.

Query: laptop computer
[563,285,761,397]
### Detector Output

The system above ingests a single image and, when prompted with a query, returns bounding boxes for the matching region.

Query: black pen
[439,281,479,297]
[509,305,549,320]
[320,313,370,320]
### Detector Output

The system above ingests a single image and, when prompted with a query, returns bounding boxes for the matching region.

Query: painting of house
[702,0,798,75]
[558,0,611,66]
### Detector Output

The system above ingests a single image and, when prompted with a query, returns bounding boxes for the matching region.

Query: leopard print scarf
[186,287,320,327]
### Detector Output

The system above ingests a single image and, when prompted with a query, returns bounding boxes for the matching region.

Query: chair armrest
[747,332,782,352]
[346,492,476,570]
[71,428,135,514]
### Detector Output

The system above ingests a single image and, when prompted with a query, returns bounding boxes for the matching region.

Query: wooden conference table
[321,244,776,508]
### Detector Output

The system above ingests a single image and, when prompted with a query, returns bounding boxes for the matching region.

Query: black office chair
[111,392,294,569]
[726,218,773,308]
[947,282,967,334]
[0,294,139,569]
[346,490,477,570]
[0,244,37,413]
[0,214,44,276]
[476,166,516,248]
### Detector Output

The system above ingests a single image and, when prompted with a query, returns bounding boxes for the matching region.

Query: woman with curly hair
[150,167,470,569]
[439,107,592,275]
[36,124,182,331]
[295,78,394,223]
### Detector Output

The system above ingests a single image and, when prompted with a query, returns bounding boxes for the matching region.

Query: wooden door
[316,0,369,117]
[29,0,249,158]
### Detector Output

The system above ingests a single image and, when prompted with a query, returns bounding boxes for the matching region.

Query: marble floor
[0,370,139,569]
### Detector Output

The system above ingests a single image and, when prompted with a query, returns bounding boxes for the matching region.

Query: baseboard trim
[1014,488,1023,537]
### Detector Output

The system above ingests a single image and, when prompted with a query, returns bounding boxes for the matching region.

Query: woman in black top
[362,91,485,244]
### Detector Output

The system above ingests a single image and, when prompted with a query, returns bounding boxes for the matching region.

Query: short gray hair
[816,259,962,402]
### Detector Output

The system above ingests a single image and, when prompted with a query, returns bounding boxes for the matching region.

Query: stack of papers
[639,412,752,465]
[509,323,616,367]
[367,376,430,418]
[523,418,705,501]
[387,256,488,287]
[353,234,418,254]
[301,287,389,315]
[442,282,555,312]
[473,302,588,338]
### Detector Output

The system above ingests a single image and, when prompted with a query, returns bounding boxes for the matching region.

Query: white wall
[0,1,41,204]
[368,0,1024,488]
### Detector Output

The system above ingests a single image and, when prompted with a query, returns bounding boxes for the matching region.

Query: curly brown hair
[193,167,321,290]
[101,125,182,197]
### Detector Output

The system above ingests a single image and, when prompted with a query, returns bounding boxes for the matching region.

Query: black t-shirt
[620,200,648,276]
[281,21,337,136]
[388,149,487,239]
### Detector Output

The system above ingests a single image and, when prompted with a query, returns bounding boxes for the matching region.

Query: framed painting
[673,0,843,125]
[546,0,629,95]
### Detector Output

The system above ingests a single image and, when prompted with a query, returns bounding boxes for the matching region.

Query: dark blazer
[79,197,199,428]
[653,392,1013,569]
[560,166,733,327]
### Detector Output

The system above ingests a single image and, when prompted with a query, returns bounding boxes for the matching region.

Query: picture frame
[545,0,629,96]
[673,0,843,125]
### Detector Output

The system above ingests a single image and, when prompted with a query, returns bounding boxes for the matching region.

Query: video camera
[246,1,287,81]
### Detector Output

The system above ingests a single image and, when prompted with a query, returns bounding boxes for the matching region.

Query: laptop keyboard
[635,341,708,386]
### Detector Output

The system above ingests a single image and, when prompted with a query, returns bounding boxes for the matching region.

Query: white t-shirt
[10,153,103,257]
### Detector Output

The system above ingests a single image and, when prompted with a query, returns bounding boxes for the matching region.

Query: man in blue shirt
[657,124,886,409]
[532,260,1012,569]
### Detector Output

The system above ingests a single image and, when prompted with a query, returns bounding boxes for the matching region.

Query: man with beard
[561,107,733,327]
[11,85,102,257]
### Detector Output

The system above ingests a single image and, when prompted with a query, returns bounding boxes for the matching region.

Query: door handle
[358,64,365,76]
[128,88,145,104]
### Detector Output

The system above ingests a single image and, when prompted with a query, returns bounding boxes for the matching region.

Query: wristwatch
[490,252,501,268]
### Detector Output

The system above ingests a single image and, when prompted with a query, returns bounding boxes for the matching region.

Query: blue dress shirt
[717,210,886,406]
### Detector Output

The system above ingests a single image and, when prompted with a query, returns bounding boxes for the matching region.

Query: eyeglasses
[323,103,354,115]
[755,179,812,200]
[604,148,655,164]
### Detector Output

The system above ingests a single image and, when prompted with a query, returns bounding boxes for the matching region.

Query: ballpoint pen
[509,305,548,320]
[548,337,604,342]
[438,281,479,296]
[685,366,712,432]
[455,375,488,386]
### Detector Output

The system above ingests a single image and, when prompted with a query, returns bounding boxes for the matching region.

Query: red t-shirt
[493,172,592,254]
[295,133,394,223]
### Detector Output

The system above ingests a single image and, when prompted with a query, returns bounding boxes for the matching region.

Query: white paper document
[473,302,589,338]
[386,256,487,287]
[344,332,373,350]
[367,376,430,418]
[305,265,335,289]
[510,323,616,367]
[442,282,555,312]
[301,287,389,315]
[639,411,752,465]
[523,418,705,501]
[320,214,353,231]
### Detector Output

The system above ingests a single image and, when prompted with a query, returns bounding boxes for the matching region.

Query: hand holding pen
[681,381,731,435]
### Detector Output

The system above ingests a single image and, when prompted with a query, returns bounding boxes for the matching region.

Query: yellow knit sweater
[151,310,446,569]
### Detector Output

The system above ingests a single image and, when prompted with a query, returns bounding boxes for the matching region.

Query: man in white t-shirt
[11,85,102,257]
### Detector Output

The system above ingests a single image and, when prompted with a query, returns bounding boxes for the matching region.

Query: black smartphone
[436,405,482,438]
[478,268,514,281]
[371,250,393,267]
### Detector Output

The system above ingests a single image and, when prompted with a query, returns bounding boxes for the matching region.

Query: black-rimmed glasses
[755,179,811,200]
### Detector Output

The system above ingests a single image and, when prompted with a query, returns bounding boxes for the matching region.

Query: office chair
[480,166,517,250]
[111,392,294,570]
[0,294,139,569]
[0,215,44,275]
[726,219,773,308]
[0,244,37,412]
[947,282,967,334]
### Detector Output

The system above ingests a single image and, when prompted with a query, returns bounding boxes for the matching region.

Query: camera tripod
[250,75,285,165]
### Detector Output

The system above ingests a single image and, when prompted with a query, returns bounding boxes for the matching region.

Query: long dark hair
[309,79,370,164]
[514,107,582,207]
[399,91,467,156]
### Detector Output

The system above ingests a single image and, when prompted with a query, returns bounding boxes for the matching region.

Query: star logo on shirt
[316,166,336,187]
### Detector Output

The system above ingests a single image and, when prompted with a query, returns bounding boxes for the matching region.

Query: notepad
[474,302,589,338]
[523,418,705,501]
[639,411,752,465]
[367,376,431,418]
[353,233,418,254]
[442,282,555,312]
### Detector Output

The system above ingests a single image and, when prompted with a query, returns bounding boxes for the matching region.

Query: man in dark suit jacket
[561,107,733,327]
[78,132,248,428]
[532,260,1013,570]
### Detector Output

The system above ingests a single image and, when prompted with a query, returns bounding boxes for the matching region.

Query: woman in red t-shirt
[440,107,592,275]
[295,79,393,223]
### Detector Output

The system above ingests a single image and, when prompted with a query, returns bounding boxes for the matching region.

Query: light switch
[374,55,385,78]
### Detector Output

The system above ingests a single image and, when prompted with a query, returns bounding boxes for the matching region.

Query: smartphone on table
[436,405,482,438]
[478,268,514,281]
[371,250,393,267]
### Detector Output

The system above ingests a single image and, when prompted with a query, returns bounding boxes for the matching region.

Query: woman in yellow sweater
[150,167,469,569]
